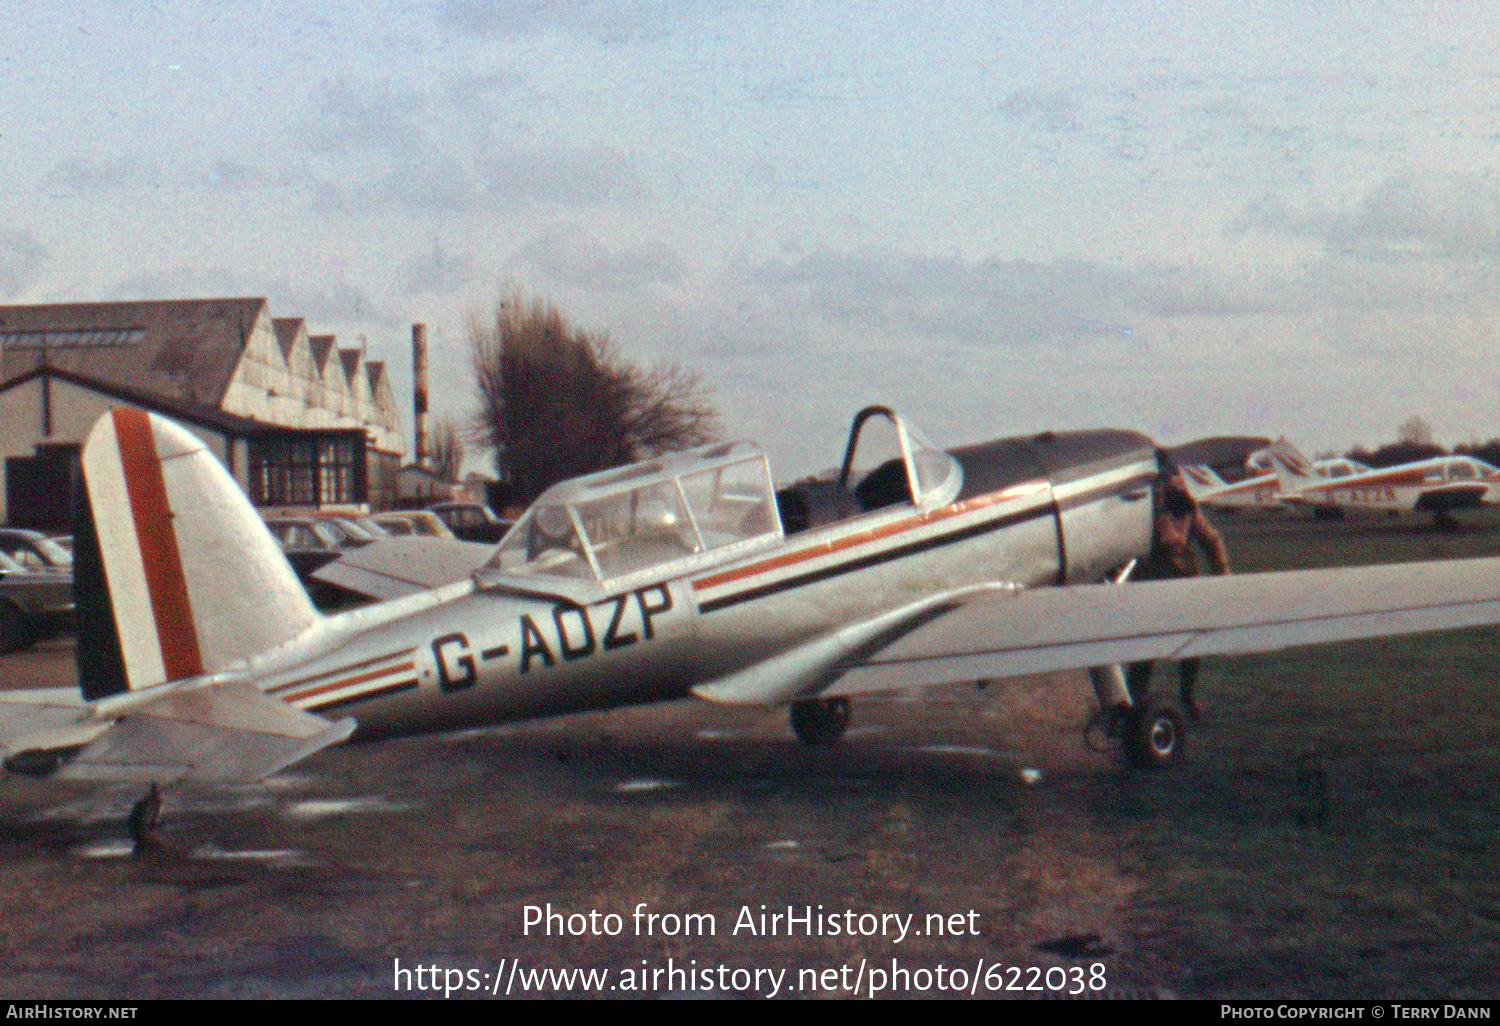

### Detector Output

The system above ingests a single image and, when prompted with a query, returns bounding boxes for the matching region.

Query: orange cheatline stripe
[1303,468,1430,494]
[283,661,417,703]
[268,645,418,693]
[113,408,205,682]
[692,481,1050,592]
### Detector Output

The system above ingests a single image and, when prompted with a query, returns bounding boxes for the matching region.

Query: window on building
[249,433,364,506]
[318,438,358,504]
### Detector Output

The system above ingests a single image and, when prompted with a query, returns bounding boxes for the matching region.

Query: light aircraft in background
[1265,443,1500,527]
[7,406,1500,846]
[1178,442,1371,514]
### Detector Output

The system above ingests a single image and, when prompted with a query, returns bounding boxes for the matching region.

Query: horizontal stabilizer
[312,538,495,601]
[54,679,355,784]
[0,689,110,767]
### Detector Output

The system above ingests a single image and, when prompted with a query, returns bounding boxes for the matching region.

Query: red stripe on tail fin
[112,408,205,682]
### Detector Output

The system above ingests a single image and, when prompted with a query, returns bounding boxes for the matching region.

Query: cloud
[0,231,48,298]
[748,250,1157,348]
[438,0,721,44]
[270,279,392,325]
[299,79,483,212]
[398,241,483,296]
[316,152,481,213]
[482,143,648,207]
[516,230,683,290]
[45,156,148,193]
[1233,172,1500,262]
[300,80,644,213]
[303,79,431,156]
[747,236,1500,355]
[200,160,278,192]
[107,268,398,327]
[997,90,1080,133]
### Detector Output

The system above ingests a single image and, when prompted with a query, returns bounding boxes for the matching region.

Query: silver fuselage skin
[251,432,1161,740]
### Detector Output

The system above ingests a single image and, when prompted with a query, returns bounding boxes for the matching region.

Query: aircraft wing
[693,557,1500,705]
[311,538,496,601]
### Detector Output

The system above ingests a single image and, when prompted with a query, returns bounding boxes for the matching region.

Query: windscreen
[488,455,780,587]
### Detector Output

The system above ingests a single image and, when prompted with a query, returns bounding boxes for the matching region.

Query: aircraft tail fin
[1264,437,1316,496]
[1178,464,1226,499]
[77,409,320,699]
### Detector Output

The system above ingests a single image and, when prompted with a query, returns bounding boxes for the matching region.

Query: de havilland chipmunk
[8,405,1500,844]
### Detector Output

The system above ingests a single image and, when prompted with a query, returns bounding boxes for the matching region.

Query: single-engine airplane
[1176,440,1304,512]
[1265,441,1500,527]
[1178,442,1371,514]
[8,405,1500,845]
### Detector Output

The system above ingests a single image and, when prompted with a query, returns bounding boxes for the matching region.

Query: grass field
[1,504,1498,999]
[1113,505,1500,998]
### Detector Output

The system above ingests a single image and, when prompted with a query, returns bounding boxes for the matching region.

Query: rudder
[78,409,320,695]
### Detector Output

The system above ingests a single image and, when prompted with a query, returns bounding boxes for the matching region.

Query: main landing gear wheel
[790,698,851,746]
[128,783,162,851]
[1124,702,1185,770]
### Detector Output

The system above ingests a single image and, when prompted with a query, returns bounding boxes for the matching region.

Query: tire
[128,784,162,849]
[790,698,851,746]
[0,602,33,655]
[1125,702,1184,770]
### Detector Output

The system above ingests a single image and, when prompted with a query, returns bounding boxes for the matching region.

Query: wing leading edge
[695,557,1500,706]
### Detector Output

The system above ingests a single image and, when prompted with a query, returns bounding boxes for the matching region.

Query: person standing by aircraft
[1127,470,1231,719]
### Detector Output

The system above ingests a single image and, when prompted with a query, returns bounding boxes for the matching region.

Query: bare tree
[427,415,465,482]
[1397,415,1435,446]
[471,290,720,504]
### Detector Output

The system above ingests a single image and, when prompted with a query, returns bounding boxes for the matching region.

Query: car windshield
[322,518,374,541]
[31,536,72,568]
[374,515,413,535]
[354,517,392,537]
[486,442,782,592]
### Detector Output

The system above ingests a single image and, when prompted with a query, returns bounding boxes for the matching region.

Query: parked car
[370,510,458,540]
[427,501,513,543]
[0,549,74,652]
[262,517,370,581]
[307,512,391,541]
[0,528,73,572]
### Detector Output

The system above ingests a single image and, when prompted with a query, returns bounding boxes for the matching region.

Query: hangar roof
[0,297,268,413]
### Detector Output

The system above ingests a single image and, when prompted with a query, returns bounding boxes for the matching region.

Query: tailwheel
[128,783,162,851]
[1124,702,1185,770]
[790,697,851,746]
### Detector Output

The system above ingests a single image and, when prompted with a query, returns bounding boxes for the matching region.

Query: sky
[4,0,1500,477]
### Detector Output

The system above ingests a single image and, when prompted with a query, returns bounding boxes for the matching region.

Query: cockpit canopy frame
[479,440,784,602]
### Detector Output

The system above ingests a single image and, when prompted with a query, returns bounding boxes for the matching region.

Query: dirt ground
[1,507,1498,999]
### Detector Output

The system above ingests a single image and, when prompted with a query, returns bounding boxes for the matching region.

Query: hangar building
[0,298,406,529]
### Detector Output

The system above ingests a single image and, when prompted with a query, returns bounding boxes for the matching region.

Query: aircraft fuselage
[254,425,1163,741]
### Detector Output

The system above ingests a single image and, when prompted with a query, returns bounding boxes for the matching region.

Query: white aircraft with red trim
[1265,442,1500,525]
[1178,442,1371,513]
[1175,440,1299,511]
[8,405,1500,844]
